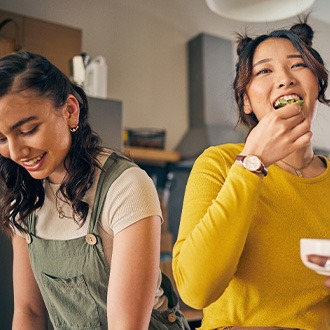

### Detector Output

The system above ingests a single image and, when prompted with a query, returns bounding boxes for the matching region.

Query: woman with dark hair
[0,51,189,330]
[173,19,330,329]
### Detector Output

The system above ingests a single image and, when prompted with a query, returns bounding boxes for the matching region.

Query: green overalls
[25,153,189,330]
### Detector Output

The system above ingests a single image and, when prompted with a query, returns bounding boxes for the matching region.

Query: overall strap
[88,152,137,233]
[27,213,35,235]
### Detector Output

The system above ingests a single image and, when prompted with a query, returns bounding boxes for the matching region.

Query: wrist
[235,154,268,177]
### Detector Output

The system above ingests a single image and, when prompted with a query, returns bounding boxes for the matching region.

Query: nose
[7,138,29,162]
[276,70,296,88]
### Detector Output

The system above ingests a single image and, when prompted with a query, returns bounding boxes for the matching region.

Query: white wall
[1,0,330,151]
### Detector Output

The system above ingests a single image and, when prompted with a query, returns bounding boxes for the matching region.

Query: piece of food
[274,97,304,109]
[277,98,304,108]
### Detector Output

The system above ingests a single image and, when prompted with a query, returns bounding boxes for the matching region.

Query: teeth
[24,154,44,167]
[274,94,301,109]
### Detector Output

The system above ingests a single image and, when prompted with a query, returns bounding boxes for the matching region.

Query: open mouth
[23,152,46,167]
[273,94,304,109]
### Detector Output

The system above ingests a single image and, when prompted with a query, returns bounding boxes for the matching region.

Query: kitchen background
[1,0,330,151]
[1,0,330,328]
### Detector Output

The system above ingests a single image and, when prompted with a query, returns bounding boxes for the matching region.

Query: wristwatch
[235,154,268,176]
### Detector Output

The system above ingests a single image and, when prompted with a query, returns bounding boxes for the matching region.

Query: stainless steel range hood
[175,33,245,159]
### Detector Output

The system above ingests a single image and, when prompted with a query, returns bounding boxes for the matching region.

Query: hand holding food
[242,98,310,168]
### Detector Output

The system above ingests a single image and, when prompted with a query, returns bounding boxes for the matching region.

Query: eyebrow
[253,54,303,67]
[10,116,38,130]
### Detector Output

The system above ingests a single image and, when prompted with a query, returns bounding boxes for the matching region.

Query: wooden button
[85,233,97,245]
[167,313,177,323]
[25,233,32,244]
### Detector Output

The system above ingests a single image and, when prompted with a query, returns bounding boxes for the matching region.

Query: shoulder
[194,143,244,169]
[113,166,155,188]
[102,166,162,234]
[95,149,137,182]
[93,150,152,197]
[96,147,114,163]
[202,143,244,158]
[97,148,133,167]
[186,143,245,185]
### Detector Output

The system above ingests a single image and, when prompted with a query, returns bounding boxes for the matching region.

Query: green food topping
[276,98,304,108]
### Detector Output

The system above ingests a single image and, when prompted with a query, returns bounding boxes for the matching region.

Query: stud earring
[70,125,79,133]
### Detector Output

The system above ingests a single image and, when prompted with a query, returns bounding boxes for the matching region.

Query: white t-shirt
[27,150,166,309]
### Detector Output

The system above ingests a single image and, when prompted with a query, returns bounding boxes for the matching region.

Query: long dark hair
[233,18,330,131]
[0,51,103,235]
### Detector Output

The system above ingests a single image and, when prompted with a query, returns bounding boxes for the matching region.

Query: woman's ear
[243,94,253,114]
[65,94,80,128]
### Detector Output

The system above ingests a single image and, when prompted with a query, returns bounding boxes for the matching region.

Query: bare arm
[12,234,48,329]
[107,216,161,330]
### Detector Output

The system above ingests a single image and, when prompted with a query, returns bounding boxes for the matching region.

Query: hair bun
[236,34,253,56]
[290,22,314,47]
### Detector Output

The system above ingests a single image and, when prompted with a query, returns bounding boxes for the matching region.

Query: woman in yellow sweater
[173,19,330,330]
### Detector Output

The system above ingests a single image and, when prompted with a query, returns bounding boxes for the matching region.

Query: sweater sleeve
[172,145,264,309]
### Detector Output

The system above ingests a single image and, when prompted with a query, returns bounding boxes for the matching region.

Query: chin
[30,176,47,181]
[26,171,48,181]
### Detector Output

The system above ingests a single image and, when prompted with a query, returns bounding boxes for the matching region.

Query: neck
[280,147,314,168]
[277,149,316,177]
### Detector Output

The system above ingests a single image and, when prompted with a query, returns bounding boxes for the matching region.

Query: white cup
[300,238,330,275]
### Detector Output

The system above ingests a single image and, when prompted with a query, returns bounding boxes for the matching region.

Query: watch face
[243,155,261,171]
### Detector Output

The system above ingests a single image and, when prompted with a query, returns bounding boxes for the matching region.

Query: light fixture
[205,0,316,22]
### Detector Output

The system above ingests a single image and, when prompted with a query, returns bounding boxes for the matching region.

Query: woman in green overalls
[0,51,189,330]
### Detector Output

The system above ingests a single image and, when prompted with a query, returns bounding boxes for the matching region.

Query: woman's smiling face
[0,91,78,183]
[244,38,319,122]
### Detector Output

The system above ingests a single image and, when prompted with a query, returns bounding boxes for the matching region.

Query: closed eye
[256,68,272,76]
[292,62,307,69]
[20,125,39,136]
[0,136,7,143]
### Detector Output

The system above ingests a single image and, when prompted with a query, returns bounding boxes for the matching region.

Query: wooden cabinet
[0,9,81,76]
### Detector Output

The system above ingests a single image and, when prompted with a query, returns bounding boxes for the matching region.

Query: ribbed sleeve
[173,144,264,308]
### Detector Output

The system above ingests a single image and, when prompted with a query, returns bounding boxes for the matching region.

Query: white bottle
[84,56,108,98]
[71,55,85,86]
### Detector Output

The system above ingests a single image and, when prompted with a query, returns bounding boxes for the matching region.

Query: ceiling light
[205,0,316,22]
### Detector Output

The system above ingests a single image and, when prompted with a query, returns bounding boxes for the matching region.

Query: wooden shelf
[124,146,181,164]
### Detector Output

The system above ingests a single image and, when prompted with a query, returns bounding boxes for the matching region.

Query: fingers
[286,117,312,145]
[242,102,310,166]
[268,101,308,133]
[325,277,330,289]
[307,255,330,270]
[268,102,311,148]
[307,255,330,290]
[275,101,304,119]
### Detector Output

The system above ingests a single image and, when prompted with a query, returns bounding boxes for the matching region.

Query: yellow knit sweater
[173,143,330,330]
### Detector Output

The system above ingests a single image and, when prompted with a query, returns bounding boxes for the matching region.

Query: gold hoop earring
[70,125,79,133]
